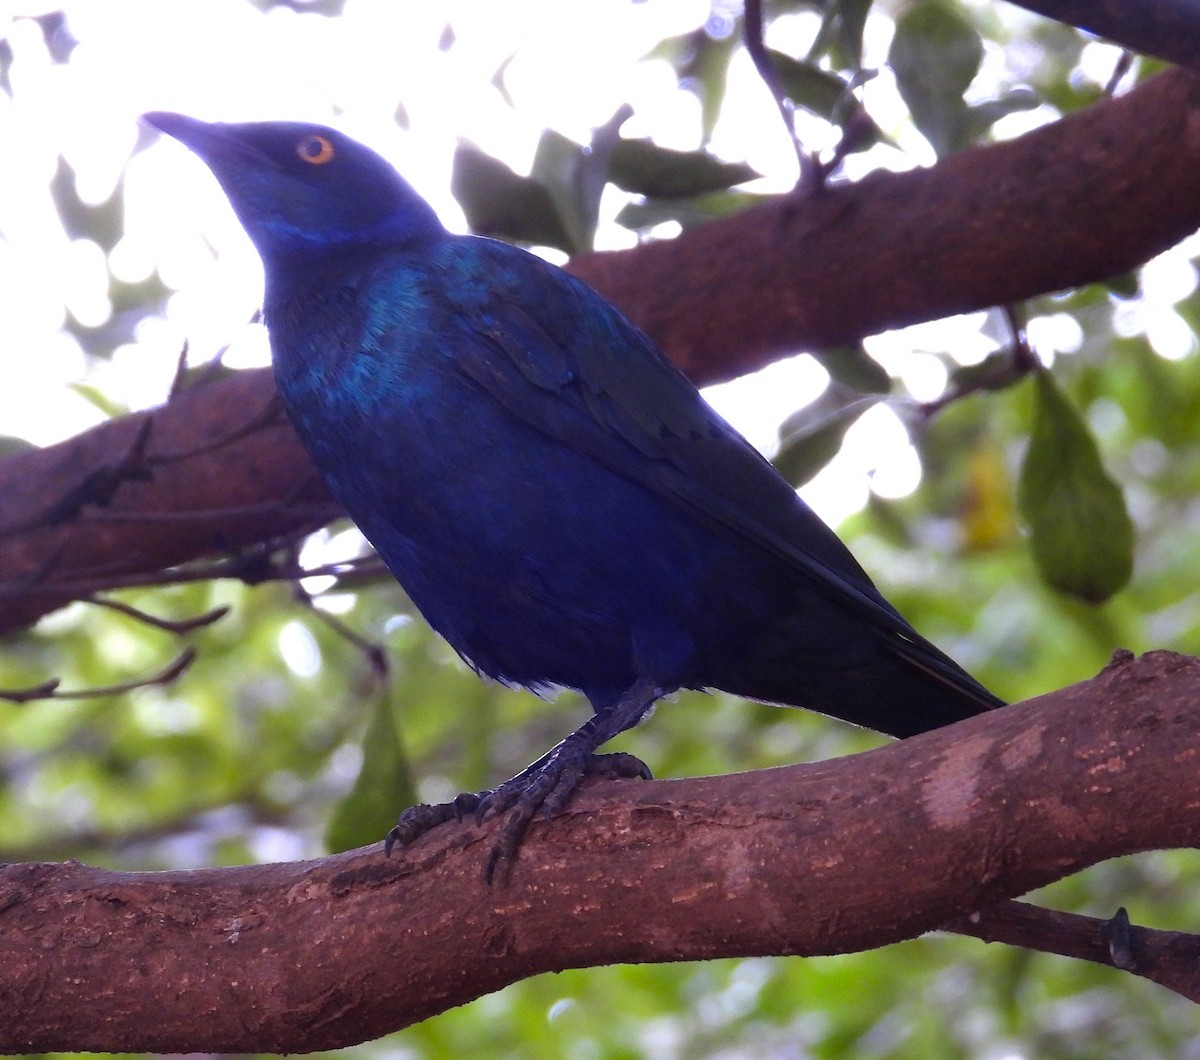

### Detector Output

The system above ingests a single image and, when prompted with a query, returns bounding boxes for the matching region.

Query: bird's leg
[384,678,663,881]
[476,677,662,881]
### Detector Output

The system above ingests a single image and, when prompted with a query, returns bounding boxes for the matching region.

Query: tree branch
[3,70,1200,634]
[2,650,1199,1052]
[0,370,339,634]
[568,67,1200,382]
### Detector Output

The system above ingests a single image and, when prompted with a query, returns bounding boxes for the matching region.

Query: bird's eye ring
[296,134,335,165]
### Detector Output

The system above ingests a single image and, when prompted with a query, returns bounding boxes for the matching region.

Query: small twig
[744,0,812,185]
[0,550,388,603]
[47,415,155,523]
[1003,304,1040,373]
[1104,50,1135,97]
[814,70,880,182]
[0,677,61,703]
[0,391,293,544]
[294,585,391,679]
[84,595,230,635]
[0,417,156,539]
[944,899,1196,1000]
[917,305,1039,418]
[0,647,196,705]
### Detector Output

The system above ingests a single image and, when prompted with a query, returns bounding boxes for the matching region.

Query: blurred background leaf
[1018,368,1135,603]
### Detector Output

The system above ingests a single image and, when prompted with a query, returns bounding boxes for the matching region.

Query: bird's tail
[720,608,1004,739]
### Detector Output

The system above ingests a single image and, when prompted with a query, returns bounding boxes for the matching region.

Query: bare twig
[294,586,391,679]
[0,416,156,539]
[0,647,196,705]
[84,594,230,634]
[743,0,810,182]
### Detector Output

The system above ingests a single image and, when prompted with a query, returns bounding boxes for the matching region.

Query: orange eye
[296,134,335,165]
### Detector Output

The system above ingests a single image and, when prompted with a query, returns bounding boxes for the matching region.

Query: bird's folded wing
[441,243,998,705]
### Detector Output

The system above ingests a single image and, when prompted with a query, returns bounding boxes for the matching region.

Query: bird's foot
[387,678,662,880]
[382,749,650,880]
[475,748,651,883]
[384,790,486,855]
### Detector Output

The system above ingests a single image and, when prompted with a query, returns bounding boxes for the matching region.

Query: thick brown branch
[2,650,1199,1053]
[3,70,1200,634]
[0,370,339,634]
[569,67,1200,382]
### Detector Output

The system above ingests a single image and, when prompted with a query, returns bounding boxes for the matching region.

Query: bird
[143,112,1004,879]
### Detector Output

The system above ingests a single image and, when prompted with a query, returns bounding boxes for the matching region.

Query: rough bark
[3,69,1200,636]
[2,650,1199,1053]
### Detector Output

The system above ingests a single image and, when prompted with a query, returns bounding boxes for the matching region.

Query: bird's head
[143,113,444,264]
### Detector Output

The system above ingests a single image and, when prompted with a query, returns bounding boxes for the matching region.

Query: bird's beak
[141,112,264,169]
[143,111,217,151]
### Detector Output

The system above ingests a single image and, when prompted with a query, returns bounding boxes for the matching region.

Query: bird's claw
[384,800,462,855]
[479,749,652,882]
[473,745,586,882]
[586,751,654,782]
[452,789,487,822]
[384,750,651,883]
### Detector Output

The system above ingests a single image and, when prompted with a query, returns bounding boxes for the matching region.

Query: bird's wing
[440,240,998,706]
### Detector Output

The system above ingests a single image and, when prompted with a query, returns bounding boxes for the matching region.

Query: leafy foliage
[889,1,1039,155]
[453,124,758,252]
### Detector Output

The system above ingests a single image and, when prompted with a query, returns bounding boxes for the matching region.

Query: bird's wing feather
[438,240,999,706]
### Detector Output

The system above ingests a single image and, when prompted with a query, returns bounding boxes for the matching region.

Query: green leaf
[774,386,878,487]
[811,343,892,394]
[325,690,418,854]
[1017,370,1134,603]
[760,51,886,155]
[608,139,757,199]
[0,434,35,458]
[530,114,627,255]
[577,104,633,247]
[67,381,127,418]
[614,188,758,233]
[768,51,852,120]
[489,52,517,108]
[889,2,983,155]
[648,28,738,144]
[960,88,1040,141]
[451,141,574,253]
[1105,270,1140,300]
[530,128,591,254]
[807,0,873,69]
